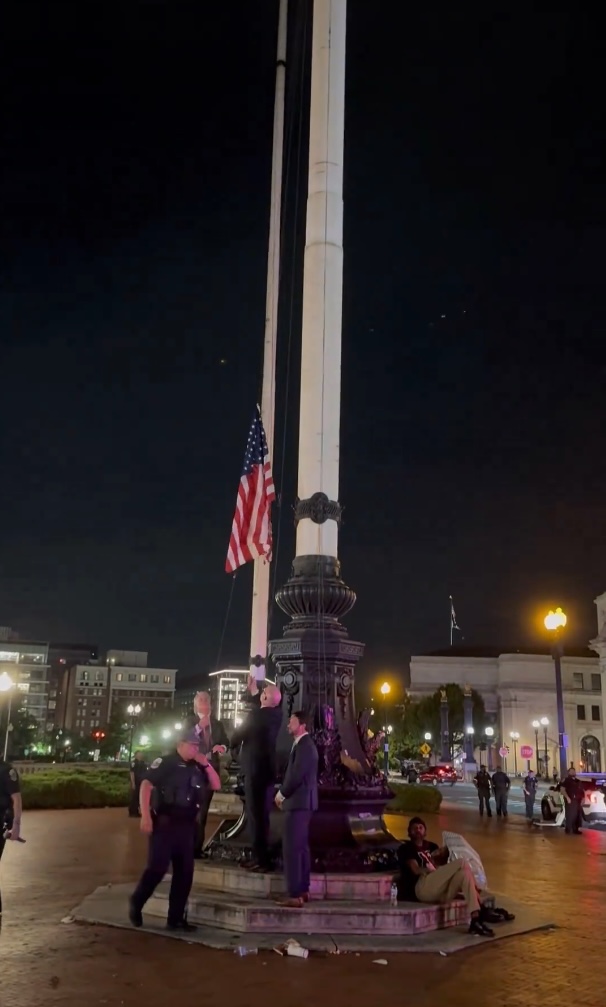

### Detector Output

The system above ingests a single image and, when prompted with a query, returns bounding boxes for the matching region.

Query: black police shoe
[469,917,494,937]
[129,899,143,928]
[166,919,197,933]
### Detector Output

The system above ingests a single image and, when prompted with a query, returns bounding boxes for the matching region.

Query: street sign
[499,746,509,758]
[420,743,431,757]
[520,745,533,759]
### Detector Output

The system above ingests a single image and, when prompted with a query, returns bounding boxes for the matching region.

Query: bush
[21,772,129,810]
[386,783,443,815]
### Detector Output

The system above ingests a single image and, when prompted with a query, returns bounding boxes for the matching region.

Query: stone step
[147,884,469,935]
[194,862,395,901]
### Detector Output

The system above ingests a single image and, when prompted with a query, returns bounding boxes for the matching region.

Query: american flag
[225,408,276,574]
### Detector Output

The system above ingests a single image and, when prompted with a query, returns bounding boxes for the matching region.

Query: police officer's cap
[178,726,200,745]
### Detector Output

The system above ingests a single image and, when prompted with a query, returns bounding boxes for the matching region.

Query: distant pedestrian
[491,766,510,818]
[523,770,538,822]
[129,751,147,818]
[474,766,492,817]
[562,767,584,835]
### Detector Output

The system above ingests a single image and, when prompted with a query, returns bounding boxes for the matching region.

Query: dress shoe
[167,919,197,932]
[128,899,143,928]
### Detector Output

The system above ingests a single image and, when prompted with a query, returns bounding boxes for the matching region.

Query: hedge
[386,783,443,814]
[21,772,130,809]
[20,766,232,810]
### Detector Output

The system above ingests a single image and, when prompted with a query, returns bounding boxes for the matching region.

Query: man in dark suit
[186,691,230,858]
[274,709,318,908]
[231,675,282,871]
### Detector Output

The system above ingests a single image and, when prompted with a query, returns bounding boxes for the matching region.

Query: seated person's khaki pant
[415,860,481,913]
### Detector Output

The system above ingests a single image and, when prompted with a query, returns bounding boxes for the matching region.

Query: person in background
[474,765,493,817]
[129,751,148,818]
[274,709,318,908]
[397,817,494,937]
[491,765,510,819]
[186,691,229,858]
[523,769,538,822]
[0,755,23,918]
[561,766,585,835]
[231,674,282,872]
[129,727,221,931]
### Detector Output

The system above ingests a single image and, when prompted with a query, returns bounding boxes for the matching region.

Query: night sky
[1,3,604,685]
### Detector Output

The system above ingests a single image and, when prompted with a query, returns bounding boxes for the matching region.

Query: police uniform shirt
[0,759,20,822]
[145,752,207,819]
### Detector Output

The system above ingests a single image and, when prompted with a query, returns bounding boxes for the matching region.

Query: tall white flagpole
[249,0,288,682]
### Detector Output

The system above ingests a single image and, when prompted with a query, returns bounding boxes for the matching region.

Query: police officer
[0,755,23,918]
[562,766,584,834]
[474,765,493,817]
[129,727,221,930]
[523,769,538,822]
[128,750,148,818]
[491,765,511,818]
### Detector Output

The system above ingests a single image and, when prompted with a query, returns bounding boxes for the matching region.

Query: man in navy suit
[274,709,318,908]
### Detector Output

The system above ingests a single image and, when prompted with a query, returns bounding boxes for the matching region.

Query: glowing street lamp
[484,726,494,770]
[127,703,142,762]
[174,722,183,731]
[540,716,549,777]
[380,682,391,776]
[510,731,520,775]
[544,607,568,780]
[140,734,149,747]
[161,729,171,740]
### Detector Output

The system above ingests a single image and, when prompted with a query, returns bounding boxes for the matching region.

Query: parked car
[541,776,606,828]
[417,764,457,787]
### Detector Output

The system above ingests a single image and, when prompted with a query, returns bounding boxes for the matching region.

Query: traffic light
[92,730,106,741]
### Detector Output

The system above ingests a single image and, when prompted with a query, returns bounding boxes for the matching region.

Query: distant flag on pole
[225,407,276,574]
[450,595,461,646]
[450,596,460,632]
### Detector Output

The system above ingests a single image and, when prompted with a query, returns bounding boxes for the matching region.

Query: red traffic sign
[520,745,533,759]
[498,746,509,758]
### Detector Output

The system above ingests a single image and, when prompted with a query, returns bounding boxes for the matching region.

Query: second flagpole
[249,0,288,684]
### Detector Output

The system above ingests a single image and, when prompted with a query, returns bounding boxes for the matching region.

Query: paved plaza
[1,804,604,1007]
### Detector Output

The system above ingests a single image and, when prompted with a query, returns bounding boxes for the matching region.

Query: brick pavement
[0,805,604,1007]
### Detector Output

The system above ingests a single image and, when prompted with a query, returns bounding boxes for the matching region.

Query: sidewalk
[0,805,604,1007]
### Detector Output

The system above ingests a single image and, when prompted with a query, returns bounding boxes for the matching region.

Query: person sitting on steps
[396,817,494,937]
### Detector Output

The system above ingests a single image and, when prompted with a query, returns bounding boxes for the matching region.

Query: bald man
[186,692,230,858]
[231,676,282,871]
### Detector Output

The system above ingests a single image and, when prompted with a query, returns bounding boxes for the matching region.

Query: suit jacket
[231,694,282,784]
[280,734,319,812]
[185,713,230,772]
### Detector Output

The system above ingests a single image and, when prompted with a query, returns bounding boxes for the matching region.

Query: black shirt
[0,759,20,818]
[231,695,282,783]
[562,776,585,802]
[492,770,510,791]
[131,758,148,783]
[145,752,207,820]
[397,839,438,901]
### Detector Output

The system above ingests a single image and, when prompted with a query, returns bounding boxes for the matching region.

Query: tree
[6,707,40,758]
[98,710,130,758]
[412,684,485,755]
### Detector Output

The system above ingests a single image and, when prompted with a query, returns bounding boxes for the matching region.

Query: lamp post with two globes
[544,607,568,780]
[127,703,142,763]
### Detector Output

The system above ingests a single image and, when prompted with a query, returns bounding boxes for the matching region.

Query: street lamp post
[0,672,14,761]
[510,731,520,776]
[380,682,390,776]
[544,607,568,781]
[465,725,475,763]
[540,716,549,778]
[127,703,142,762]
[485,726,494,771]
[424,731,432,766]
[532,720,540,775]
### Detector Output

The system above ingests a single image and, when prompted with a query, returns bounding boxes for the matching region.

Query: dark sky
[1,3,604,685]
